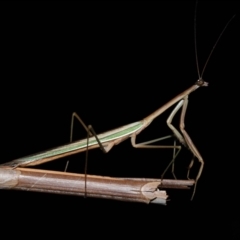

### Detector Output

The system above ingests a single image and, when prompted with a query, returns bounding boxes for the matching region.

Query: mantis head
[195,78,209,87]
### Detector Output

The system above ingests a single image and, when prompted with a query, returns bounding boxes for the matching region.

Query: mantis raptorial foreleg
[146,99,189,181]
[179,96,204,200]
[165,100,187,178]
[165,96,204,199]
[167,100,186,147]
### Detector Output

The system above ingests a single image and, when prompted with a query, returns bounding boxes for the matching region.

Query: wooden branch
[0,167,194,205]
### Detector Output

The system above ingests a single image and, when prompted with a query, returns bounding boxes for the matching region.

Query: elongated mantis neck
[144,79,208,125]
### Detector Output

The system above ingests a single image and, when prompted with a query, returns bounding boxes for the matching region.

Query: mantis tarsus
[0,2,235,201]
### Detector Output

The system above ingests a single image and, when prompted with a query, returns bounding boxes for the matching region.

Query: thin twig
[0,167,194,205]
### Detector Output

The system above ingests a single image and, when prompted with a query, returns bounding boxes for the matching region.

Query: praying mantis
[0,2,235,201]
[0,79,209,200]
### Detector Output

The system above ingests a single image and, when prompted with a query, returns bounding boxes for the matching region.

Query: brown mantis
[0,2,235,201]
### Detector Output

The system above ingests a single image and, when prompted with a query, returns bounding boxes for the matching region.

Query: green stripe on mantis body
[2,121,143,167]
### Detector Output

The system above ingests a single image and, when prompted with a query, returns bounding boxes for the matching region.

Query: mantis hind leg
[65,112,108,198]
[64,112,106,172]
[131,134,181,179]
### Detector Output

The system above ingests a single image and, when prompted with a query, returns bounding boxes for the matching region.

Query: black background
[1,1,239,238]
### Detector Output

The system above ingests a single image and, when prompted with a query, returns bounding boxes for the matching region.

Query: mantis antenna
[194,0,236,80]
[189,0,236,198]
